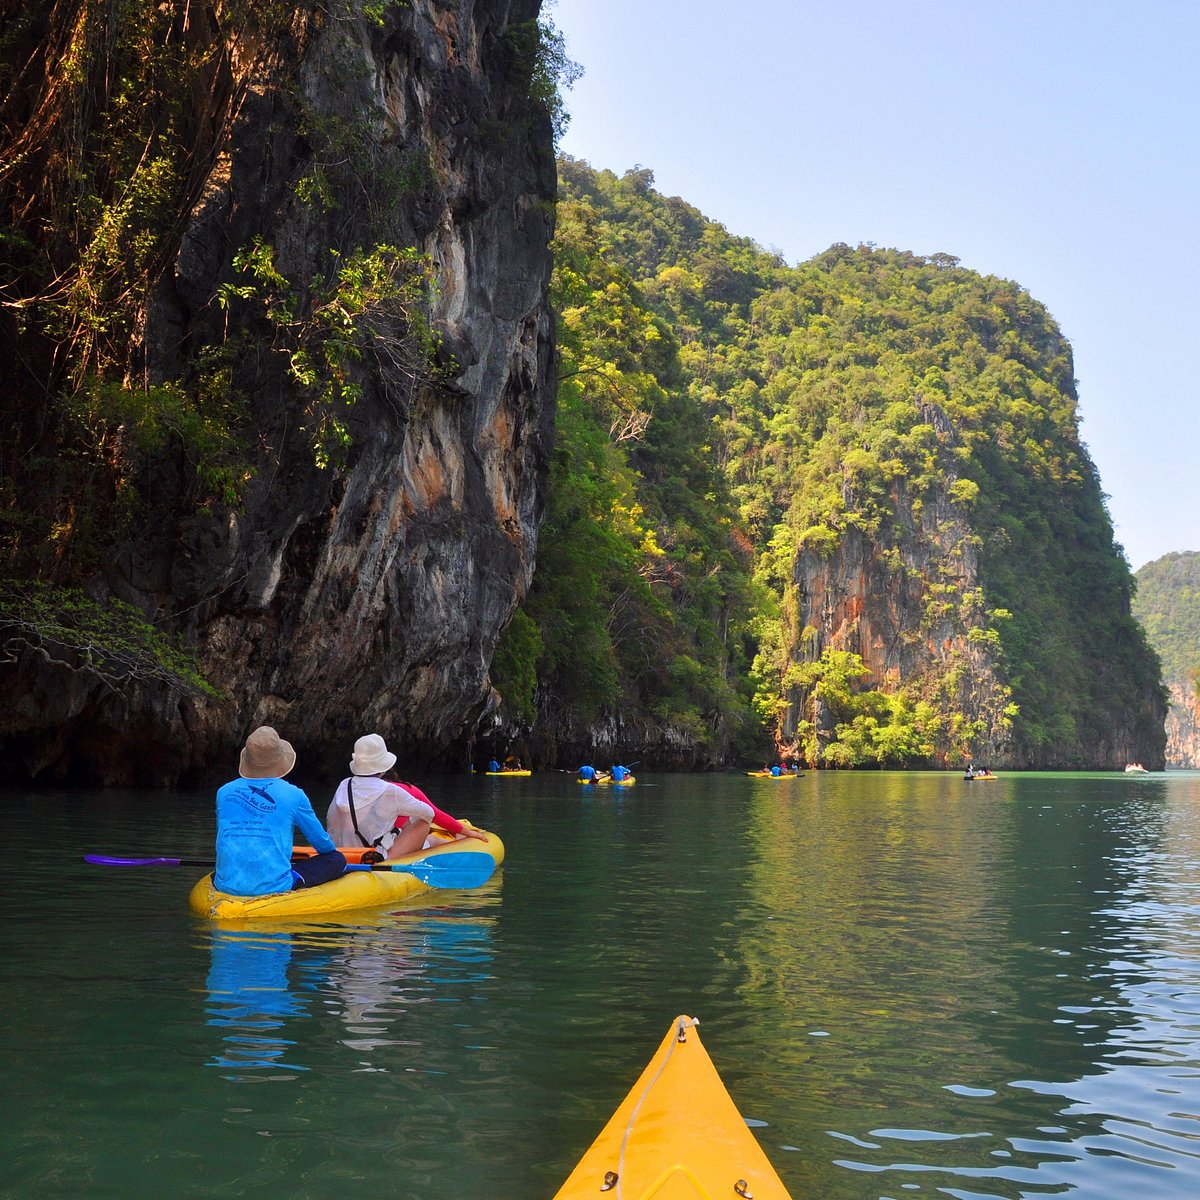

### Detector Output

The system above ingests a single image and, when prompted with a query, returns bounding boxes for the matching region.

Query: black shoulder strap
[345,777,396,854]
[346,777,375,848]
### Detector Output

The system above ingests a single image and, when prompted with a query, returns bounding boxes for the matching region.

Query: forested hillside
[1134,553,1200,766]
[490,159,1166,769]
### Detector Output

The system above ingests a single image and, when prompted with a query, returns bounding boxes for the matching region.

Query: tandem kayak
[551,1015,793,1200]
[187,828,503,920]
[745,771,802,779]
[596,775,635,787]
[484,769,531,776]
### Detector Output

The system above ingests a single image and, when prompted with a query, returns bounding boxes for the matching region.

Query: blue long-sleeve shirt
[213,776,335,896]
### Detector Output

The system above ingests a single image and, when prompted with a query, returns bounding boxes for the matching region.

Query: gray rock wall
[2,1,557,784]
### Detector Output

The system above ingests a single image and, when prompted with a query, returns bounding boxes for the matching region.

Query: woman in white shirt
[327,734,489,860]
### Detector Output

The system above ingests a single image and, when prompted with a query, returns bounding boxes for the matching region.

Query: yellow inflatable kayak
[485,769,531,776]
[551,1015,793,1200]
[187,829,503,920]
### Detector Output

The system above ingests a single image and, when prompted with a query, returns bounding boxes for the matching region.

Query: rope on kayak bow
[604,1016,700,1197]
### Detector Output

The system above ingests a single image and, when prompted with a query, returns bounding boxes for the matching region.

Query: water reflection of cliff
[203,911,495,1082]
[735,773,1198,1198]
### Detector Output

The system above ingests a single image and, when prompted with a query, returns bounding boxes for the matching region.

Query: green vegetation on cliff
[1134,552,1200,701]
[496,158,1163,766]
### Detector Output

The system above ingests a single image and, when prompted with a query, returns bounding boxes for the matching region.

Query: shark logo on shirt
[239,781,278,812]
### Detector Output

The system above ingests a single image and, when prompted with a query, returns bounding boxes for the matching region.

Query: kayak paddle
[85,851,497,890]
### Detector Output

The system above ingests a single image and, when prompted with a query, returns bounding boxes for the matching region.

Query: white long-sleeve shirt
[325,776,436,849]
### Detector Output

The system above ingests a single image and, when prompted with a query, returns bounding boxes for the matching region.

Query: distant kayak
[484,769,531,776]
[1124,764,1149,774]
[551,1014,793,1199]
[964,773,998,781]
[596,774,635,787]
[745,770,802,779]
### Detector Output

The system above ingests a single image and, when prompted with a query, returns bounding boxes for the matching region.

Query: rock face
[782,421,1013,766]
[782,400,1166,771]
[1165,682,1200,768]
[0,1,557,784]
[1133,552,1200,769]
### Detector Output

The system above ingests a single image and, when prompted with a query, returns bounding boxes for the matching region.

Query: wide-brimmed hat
[239,726,296,779]
[350,733,396,776]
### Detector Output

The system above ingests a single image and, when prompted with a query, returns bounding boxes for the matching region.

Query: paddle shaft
[86,854,396,869]
[84,852,496,889]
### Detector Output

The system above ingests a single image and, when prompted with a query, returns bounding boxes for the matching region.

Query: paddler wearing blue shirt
[214,726,347,896]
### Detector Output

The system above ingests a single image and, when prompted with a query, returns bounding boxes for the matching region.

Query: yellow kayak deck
[187,828,503,920]
[552,1015,793,1199]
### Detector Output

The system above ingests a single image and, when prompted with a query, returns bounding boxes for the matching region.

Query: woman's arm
[397,782,488,841]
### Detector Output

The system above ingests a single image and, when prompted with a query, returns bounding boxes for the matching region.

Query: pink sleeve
[393,782,464,834]
[386,782,435,825]
[428,805,464,835]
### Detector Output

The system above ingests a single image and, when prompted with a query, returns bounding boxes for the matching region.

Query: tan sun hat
[239,726,297,779]
[350,733,397,776]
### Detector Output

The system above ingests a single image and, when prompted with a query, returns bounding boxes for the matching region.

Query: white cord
[615,1017,699,1199]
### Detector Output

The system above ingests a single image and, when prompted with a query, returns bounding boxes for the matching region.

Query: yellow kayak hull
[187,829,504,920]
[551,1015,793,1200]
[485,769,531,776]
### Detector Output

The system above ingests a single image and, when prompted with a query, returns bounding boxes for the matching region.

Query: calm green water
[2,770,1200,1199]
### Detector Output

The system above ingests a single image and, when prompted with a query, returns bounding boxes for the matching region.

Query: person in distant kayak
[328,734,488,860]
[214,726,347,896]
[487,758,502,773]
[578,764,599,781]
[770,764,782,777]
[610,764,631,781]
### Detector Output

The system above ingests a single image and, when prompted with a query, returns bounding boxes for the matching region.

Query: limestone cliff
[0,1,556,784]
[1133,552,1200,768]
[783,417,1014,767]
[1164,683,1200,768]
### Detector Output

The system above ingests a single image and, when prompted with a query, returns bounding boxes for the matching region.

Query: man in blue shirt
[214,727,346,896]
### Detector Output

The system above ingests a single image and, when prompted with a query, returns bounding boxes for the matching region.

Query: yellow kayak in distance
[485,769,531,776]
[745,771,802,779]
[551,1015,794,1200]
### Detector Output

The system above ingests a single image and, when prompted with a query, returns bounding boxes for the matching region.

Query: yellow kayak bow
[551,1015,793,1199]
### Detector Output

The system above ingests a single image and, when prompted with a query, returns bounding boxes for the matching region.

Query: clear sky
[551,0,1198,572]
